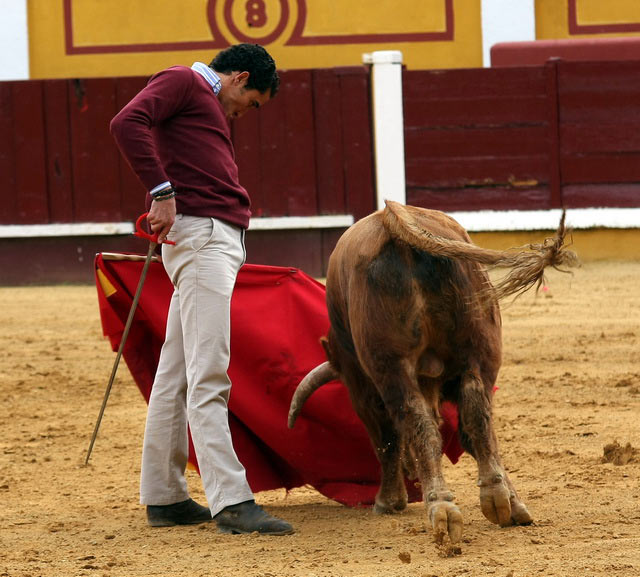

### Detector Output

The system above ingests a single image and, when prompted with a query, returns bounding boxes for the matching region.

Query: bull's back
[325,206,501,378]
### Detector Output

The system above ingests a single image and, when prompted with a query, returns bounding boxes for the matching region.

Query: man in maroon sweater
[111,44,293,535]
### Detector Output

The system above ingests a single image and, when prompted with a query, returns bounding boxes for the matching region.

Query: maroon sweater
[110,66,251,229]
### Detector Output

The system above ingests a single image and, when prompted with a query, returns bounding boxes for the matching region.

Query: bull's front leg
[458,372,532,527]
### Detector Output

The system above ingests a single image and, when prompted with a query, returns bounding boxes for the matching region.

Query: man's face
[218,71,271,119]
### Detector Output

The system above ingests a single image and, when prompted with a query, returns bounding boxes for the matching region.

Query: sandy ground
[1,260,639,577]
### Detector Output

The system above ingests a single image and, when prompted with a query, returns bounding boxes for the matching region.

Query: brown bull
[288,201,577,544]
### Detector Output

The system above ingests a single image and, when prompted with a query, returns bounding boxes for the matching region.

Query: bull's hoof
[427,500,463,544]
[373,495,407,515]
[510,499,533,526]
[478,477,533,527]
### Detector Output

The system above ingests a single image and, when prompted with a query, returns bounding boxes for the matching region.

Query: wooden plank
[562,184,640,208]
[114,77,148,221]
[12,82,49,224]
[558,60,640,93]
[233,110,264,217]
[338,68,375,219]
[405,125,549,158]
[244,229,323,276]
[560,123,640,154]
[406,156,549,189]
[258,81,288,216]
[545,60,562,208]
[403,67,547,100]
[312,69,346,214]
[403,95,549,128]
[279,69,316,216]
[43,80,73,223]
[560,91,640,124]
[69,78,121,222]
[0,83,17,224]
[407,186,552,212]
[561,154,640,184]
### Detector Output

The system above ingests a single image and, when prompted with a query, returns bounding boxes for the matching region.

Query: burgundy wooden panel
[0,83,17,224]
[403,95,549,128]
[558,60,640,93]
[407,186,552,212]
[403,65,553,212]
[406,156,550,188]
[233,111,265,216]
[337,67,375,220]
[254,70,317,217]
[405,125,549,159]
[491,37,640,68]
[312,69,346,214]
[403,67,548,99]
[244,229,322,275]
[69,78,121,222]
[562,184,640,208]
[560,91,640,124]
[114,77,149,220]
[279,70,317,216]
[43,80,73,223]
[554,61,640,194]
[560,122,640,154]
[12,82,49,224]
[545,60,562,208]
[257,81,288,216]
[284,70,318,216]
[561,154,640,184]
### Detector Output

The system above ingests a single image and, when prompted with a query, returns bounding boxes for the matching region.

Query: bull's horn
[288,361,338,429]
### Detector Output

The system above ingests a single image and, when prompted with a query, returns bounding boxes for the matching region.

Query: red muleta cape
[94,254,464,507]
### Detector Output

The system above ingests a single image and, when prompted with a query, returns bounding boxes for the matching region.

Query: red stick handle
[134,213,176,245]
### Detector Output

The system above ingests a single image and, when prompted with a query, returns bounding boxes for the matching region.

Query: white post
[481,0,536,67]
[0,0,29,80]
[363,50,406,210]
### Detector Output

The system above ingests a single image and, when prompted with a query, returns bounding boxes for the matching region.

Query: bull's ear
[320,337,334,364]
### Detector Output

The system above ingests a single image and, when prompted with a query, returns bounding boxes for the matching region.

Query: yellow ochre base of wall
[470,229,640,262]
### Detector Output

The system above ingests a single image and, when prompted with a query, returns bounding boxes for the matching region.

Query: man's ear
[235,71,250,86]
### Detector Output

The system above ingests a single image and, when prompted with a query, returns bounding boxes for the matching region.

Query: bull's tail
[288,361,338,428]
[383,200,579,302]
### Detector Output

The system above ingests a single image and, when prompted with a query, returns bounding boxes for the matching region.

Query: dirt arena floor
[1,260,639,577]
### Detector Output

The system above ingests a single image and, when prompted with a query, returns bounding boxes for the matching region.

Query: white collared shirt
[191,61,222,94]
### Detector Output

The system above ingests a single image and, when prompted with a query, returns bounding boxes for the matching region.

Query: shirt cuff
[150,181,171,194]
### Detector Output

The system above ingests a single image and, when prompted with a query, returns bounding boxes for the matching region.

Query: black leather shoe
[214,500,294,535]
[146,498,212,527]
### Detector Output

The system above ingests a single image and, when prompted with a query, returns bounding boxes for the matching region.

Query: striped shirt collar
[191,62,222,94]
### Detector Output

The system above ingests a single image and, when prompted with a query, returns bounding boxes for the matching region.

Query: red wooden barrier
[491,37,640,68]
[557,61,640,208]
[1,61,639,227]
[0,68,374,226]
[403,60,640,211]
[403,66,555,211]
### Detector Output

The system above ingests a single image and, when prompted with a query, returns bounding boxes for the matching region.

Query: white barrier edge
[449,207,640,232]
[0,215,355,238]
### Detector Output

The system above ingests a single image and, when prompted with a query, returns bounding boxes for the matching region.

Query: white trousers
[140,214,254,516]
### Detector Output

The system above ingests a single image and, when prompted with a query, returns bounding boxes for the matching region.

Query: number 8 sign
[209,0,292,45]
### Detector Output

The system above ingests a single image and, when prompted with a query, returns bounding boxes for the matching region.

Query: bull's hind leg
[458,371,532,527]
[373,365,463,544]
[340,361,408,514]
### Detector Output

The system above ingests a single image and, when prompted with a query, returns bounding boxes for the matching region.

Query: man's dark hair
[210,43,279,97]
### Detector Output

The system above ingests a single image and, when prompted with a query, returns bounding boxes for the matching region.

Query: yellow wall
[27,0,640,79]
[536,0,640,40]
[470,229,640,262]
[28,0,482,79]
